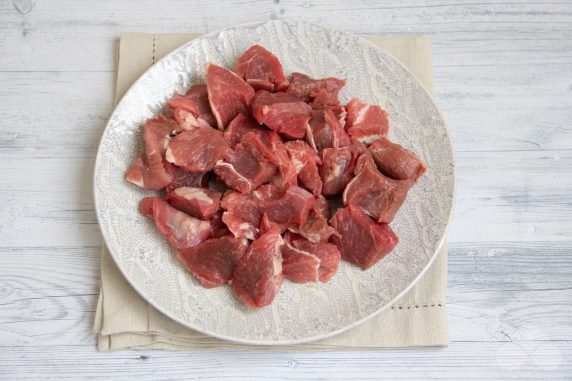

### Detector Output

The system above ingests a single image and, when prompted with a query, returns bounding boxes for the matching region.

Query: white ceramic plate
[94,20,455,345]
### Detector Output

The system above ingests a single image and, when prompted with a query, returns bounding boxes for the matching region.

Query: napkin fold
[94,33,448,350]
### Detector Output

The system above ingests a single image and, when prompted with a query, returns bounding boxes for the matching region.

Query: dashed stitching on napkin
[391,303,444,310]
[152,34,157,64]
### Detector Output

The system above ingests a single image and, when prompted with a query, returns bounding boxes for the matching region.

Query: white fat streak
[291,157,304,174]
[342,173,361,205]
[305,123,317,151]
[215,160,252,191]
[273,235,285,276]
[181,110,199,130]
[238,223,257,240]
[357,134,382,145]
[283,241,320,280]
[165,146,176,163]
[174,187,214,204]
[127,175,145,188]
[354,104,371,125]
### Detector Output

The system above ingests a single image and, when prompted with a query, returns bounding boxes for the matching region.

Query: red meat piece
[281,242,320,283]
[286,72,345,106]
[288,205,338,243]
[258,185,315,233]
[167,84,216,130]
[368,137,427,182]
[206,63,255,130]
[329,205,398,270]
[320,146,358,196]
[210,210,231,238]
[177,236,248,288]
[221,191,261,240]
[231,226,284,308]
[251,90,312,139]
[284,140,322,196]
[270,141,298,191]
[214,143,276,193]
[235,44,289,92]
[343,154,413,223]
[223,113,270,148]
[165,128,232,173]
[306,109,351,152]
[163,161,209,193]
[345,98,389,144]
[166,187,222,220]
[139,197,212,250]
[126,116,179,190]
[288,234,341,282]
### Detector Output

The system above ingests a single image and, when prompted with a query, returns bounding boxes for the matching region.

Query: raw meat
[206,63,255,130]
[163,161,209,193]
[214,142,276,193]
[126,115,179,190]
[329,205,398,270]
[177,236,247,288]
[168,84,216,129]
[231,226,284,308]
[286,72,345,106]
[368,137,427,182]
[257,185,315,232]
[345,98,389,144]
[166,186,222,219]
[270,141,298,191]
[139,197,212,250]
[224,113,270,148]
[288,205,338,243]
[235,45,289,92]
[165,127,232,172]
[288,234,341,282]
[281,242,320,283]
[306,109,351,152]
[210,210,231,238]
[220,191,261,240]
[319,146,356,196]
[284,140,322,196]
[343,153,413,223]
[251,90,312,139]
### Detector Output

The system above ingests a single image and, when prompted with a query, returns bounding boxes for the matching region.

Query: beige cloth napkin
[94,33,448,351]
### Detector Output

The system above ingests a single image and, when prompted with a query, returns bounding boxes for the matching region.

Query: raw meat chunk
[251,90,312,139]
[126,116,179,190]
[288,235,341,282]
[168,84,216,129]
[320,146,357,196]
[286,72,345,106]
[231,226,284,308]
[166,187,222,219]
[214,143,276,193]
[281,242,320,283]
[343,153,413,223]
[306,109,351,152]
[206,63,255,130]
[165,128,232,172]
[258,185,315,232]
[163,161,209,193]
[210,210,231,238]
[284,140,322,196]
[368,137,427,182]
[235,45,289,92]
[177,236,247,288]
[329,205,398,270]
[270,141,298,191]
[288,205,338,243]
[345,98,389,144]
[139,197,212,250]
[221,191,261,240]
[224,113,270,148]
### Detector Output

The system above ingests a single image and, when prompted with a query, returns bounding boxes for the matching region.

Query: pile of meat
[126,45,427,308]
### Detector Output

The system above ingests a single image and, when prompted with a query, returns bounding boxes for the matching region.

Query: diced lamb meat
[320,146,357,196]
[343,153,413,224]
[231,226,284,308]
[235,44,289,92]
[206,63,255,130]
[257,185,315,233]
[214,143,276,193]
[288,205,338,243]
[270,141,298,191]
[163,161,209,193]
[220,191,261,240]
[126,115,179,190]
[345,98,389,145]
[368,137,427,182]
[251,90,312,139]
[284,140,322,196]
[165,128,232,173]
[139,197,212,250]
[223,113,271,148]
[287,234,341,282]
[166,187,222,220]
[168,84,216,129]
[286,72,345,106]
[306,109,351,152]
[210,210,231,238]
[177,236,248,288]
[281,241,320,283]
[329,205,398,270]
[240,129,283,166]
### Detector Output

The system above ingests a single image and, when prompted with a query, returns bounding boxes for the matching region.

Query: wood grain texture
[0,0,571,379]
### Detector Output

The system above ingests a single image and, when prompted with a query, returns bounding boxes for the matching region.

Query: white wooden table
[1,0,571,379]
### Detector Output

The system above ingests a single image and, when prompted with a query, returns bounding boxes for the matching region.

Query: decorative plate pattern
[94,20,455,345]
